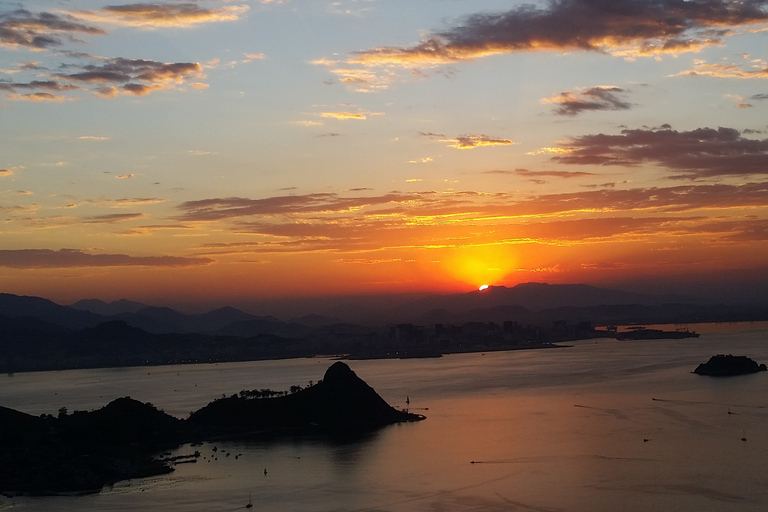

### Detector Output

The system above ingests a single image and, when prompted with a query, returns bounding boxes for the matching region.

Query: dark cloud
[176,193,420,221]
[0,80,80,93]
[485,168,596,178]
[83,212,145,223]
[552,125,768,179]
[58,58,202,85]
[352,0,768,65]
[543,86,632,116]
[752,93,768,100]
[0,9,104,49]
[0,249,213,268]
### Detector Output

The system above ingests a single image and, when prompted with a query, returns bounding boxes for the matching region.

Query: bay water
[2,322,768,511]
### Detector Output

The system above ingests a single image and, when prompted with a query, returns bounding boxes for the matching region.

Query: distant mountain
[0,293,103,329]
[393,282,714,323]
[214,317,313,338]
[288,314,341,328]
[70,298,150,316]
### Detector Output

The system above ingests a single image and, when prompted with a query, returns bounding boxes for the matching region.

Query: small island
[693,354,767,376]
[0,362,423,496]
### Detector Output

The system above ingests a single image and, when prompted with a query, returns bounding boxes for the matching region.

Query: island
[0,362,423,496]
[693,354,767,376]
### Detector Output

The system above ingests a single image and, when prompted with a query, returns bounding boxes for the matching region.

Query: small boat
[246,492,253,508]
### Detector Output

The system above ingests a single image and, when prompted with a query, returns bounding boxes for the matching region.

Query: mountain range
[2,283,767,373]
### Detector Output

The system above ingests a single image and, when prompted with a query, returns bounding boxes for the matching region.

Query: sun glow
[444,246,515,289]
[479,284,489,291]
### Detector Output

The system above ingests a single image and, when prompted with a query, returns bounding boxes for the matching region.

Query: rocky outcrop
[693,354,767,376]
[187,362,423,434]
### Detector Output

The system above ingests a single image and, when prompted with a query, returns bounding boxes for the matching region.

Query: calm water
[2,322,768,511]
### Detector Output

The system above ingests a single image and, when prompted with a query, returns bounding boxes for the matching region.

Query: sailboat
[246,492,253,509]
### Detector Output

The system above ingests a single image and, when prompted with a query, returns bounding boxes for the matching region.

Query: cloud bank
[552,125,768,179]
[0,249,213,268]
[351,0,768,66]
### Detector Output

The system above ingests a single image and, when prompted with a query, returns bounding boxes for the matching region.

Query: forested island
[0,362,423,495]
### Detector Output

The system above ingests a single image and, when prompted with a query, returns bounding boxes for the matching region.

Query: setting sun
[479,284,489,291]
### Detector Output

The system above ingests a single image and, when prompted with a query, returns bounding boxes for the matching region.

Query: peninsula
[0,362,423,496]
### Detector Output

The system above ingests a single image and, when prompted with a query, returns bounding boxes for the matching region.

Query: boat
[246,492,253,509]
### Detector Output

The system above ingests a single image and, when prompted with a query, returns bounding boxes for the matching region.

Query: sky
[2,0,768,311]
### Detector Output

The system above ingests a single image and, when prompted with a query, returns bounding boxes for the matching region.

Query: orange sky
[2,0,768,310]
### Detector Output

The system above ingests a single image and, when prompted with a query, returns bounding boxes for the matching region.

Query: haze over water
[2,322,768,512]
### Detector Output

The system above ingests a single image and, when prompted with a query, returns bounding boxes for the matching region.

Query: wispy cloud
[320,110,384,120]
[179,181,768,256]
[83,212,145,223]
[542,86,632,116]
[675,58,768,79]
[485,169,596,179]
[0,248,213,268]
[73,3,249,28]
[442,135,514,149]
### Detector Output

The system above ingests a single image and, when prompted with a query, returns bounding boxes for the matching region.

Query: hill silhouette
[0,362,422,495]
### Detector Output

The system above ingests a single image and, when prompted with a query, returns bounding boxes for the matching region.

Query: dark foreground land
[0,362,423,496]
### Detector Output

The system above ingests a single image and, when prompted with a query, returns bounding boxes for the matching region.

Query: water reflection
[2,322,768,511]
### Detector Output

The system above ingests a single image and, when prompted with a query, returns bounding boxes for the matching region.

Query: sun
[478,284,489,291]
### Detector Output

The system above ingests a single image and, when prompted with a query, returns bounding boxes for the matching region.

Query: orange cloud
[319,110,385,121]
[349,0,768,67]
[674,59,768,79]
[541,86,632,116]
[442,135,514,149]
[73,3,249,28]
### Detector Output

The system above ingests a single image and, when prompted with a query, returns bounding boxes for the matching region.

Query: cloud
[1,55,205,101]
[551,125,768,179]
[61,58,203,85]
[79,135,110,140]
[542,86,632,116]
[181,181,768,257]
[752,93,768,100]
[116,174,135,179]
[350,0,768,67]
[485,168,596,179]
[0,169,12,176]
[0,80,80,92]
[73,3,249,28]
[176,192,419,221]
[442,135,514,149]
[0,248,213,268]
[83,212,145,223]
[113,197,165,206]
[320,111,383,120]
[675,58,768,79]
[0,9,105,49]
[7,92,73,102]
[314,64,394,92]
